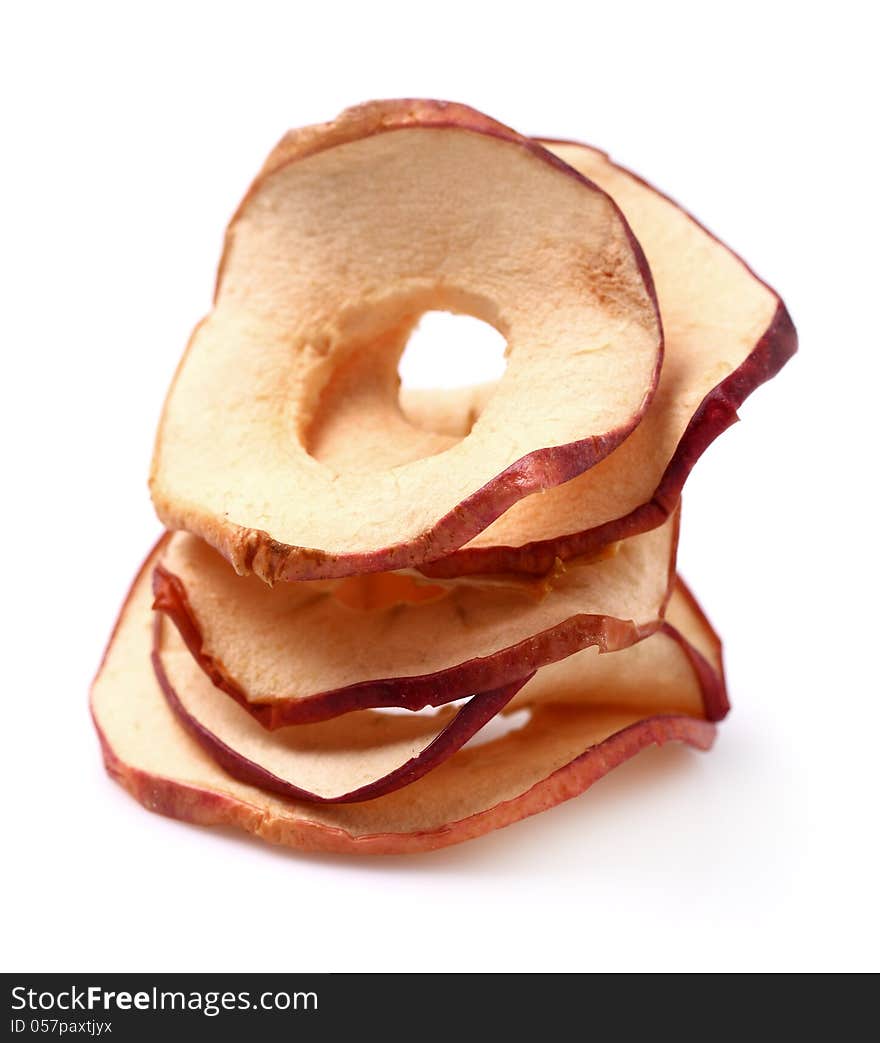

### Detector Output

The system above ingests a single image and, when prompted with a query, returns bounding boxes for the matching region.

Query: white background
[3,1,878,973]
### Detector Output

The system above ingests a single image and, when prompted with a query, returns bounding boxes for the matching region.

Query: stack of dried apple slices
[91,100,795,855]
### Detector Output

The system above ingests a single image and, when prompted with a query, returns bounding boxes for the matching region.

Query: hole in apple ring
[304,310,507,474]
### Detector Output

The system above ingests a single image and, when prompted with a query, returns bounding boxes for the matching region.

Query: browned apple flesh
[153,510,679,727]
[91,548,718,854]
[149,100,662,583]
[418,138,796,577]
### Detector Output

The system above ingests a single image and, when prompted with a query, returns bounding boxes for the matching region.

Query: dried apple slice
[154,611,531,804]
[149,100,662,583]
[419,139,797,577]
[509,575,727,721]
[153,510,679,727]
[152,576,724,805]
[91,549,718,854]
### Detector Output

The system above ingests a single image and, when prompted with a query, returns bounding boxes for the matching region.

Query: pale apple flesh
[152,510,679,728]
[92,547,719,853]
[149,100,663,584]
[417,139,797,578]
